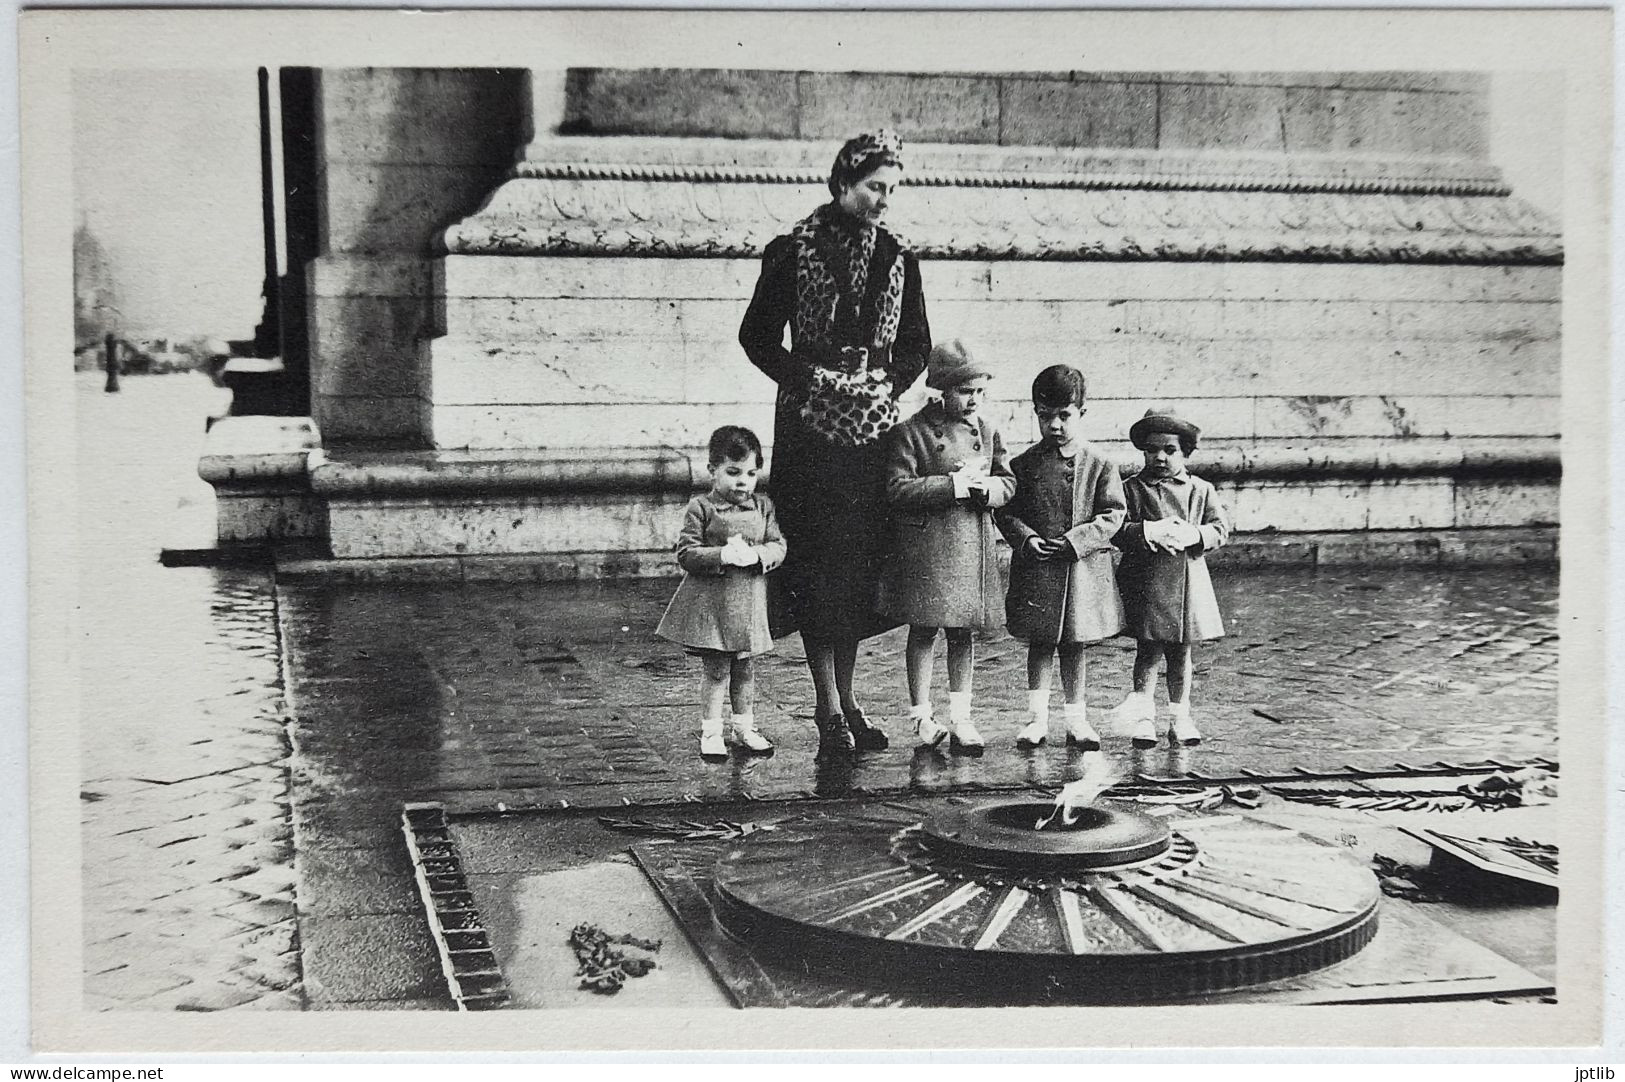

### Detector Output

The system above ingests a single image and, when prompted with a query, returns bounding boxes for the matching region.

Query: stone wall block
[799,72,1000,143]
[1202,339,1559,397]
[321,163,511,254]
[438,255,760,301]
[1252,393,1558,440]
[309,295,430,397]
[1280,86,1346,153]
[326,493,682,558]
[312,255,434,298]
[318,68,526,166]
[426,340,692,406]
[428,402,778,451]
[1157,83,1288,151]
[1337,90,1488,159]
[1226,481,1375,533]
[996,79,1157,148]
[440,296,739,343]
[1215,299,1394,341]
[216,494,325,544]
[986,263,1556,305]
[1363,478,1457,529]
[314,394,423,442]
[1388,300,1558,342]
[1454,478,1560,528]
[563,69,799,139]
[1089,396,1257,442]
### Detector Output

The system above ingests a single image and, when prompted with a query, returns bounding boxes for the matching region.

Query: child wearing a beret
[1108,409,1231,748]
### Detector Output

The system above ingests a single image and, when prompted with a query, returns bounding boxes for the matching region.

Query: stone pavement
[276,565,1558,813]
[77,373,303,1012]
[273,561,1557,1009]
[74,373,1559,1013]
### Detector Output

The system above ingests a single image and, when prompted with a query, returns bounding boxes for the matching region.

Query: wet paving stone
[278,565,1557,820]
[77,374,302,1012]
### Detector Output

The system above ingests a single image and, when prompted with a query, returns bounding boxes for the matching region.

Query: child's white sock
[700,715,726,757]
[909,701,933,722]
[1016,690,1050,747]
[1167,700,1202,746]
[1062,701,1100,746]
[948,691,972,725]
[1026,689,1050,722]
[730,712,773,753]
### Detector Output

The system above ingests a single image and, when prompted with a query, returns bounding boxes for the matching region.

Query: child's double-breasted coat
[1114,470,1230,643]
[655,492,787,656]
[876,402,1015,629]
[997,441,1127,644]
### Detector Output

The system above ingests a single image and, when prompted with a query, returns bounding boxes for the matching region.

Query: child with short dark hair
[655,425,786,758]
[995,365,1126,750]
[1108,409,1231,747]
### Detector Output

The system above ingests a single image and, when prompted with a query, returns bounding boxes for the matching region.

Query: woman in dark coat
[738,129,932,760]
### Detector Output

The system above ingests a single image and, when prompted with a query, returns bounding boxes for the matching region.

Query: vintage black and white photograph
[17,8,1614,1054]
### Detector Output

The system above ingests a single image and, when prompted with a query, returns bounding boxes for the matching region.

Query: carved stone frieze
[443,137,1559,263]
[445,178,1560,264]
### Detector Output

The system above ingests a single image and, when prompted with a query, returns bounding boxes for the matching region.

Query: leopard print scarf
[788,203,906,356]
[787,204,910,448]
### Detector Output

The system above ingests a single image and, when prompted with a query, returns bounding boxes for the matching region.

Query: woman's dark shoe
[845,708,890,751]
[815,714,857,762]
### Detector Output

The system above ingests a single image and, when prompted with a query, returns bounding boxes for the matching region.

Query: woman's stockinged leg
[945,629,974,694]
[803,634,839,721]
[838,634,890,750]
[834,636,862,717]
[729,656,755,717]
[906,626,938,707]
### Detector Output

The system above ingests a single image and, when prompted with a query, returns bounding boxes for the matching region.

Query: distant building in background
[72,215,120,351]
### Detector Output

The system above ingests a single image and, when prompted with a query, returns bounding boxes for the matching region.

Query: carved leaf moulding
[443,183,1563,263]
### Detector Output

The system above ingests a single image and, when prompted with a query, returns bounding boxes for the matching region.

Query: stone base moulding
[197,416,324,544]
[291,436,1554,560]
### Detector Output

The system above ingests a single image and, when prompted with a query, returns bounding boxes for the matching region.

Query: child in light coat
[1108,409,1231,748]
[877,340,1015,755]
[655,426,787,758]
[996,365,1126,750]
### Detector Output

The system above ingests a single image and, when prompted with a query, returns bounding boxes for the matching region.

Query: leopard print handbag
[799,363,898,448]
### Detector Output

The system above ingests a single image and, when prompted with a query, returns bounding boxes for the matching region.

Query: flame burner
[919,801,1173,872]
[712,799,1381,1000]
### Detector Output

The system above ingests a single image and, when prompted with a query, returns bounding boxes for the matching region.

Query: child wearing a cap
[996,365,1127,751]
[1108,409,1231,747]
[876,339,1015,755]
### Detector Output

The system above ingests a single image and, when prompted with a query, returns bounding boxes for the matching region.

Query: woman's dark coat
[739,225,931,640]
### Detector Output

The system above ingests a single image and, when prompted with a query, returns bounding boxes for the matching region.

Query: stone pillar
[305,67,525,443]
